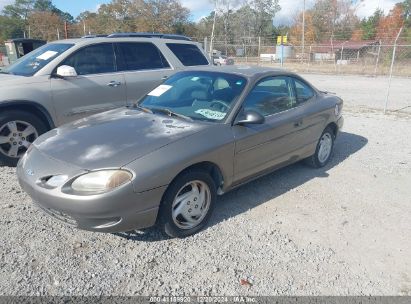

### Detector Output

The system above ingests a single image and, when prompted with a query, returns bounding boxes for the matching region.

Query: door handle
[294,120,303,127]
[161,75,169,80]
[107,81,122,87]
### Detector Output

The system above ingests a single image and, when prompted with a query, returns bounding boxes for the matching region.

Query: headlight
[335,104,340,116]
[70,170,132,194]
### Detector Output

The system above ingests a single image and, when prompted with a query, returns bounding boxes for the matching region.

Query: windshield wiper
[320,90,336,95]
[151,107,193,121]
[131,104,153,114]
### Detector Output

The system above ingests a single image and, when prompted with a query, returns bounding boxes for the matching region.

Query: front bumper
[336,115,344,136]
[337,116,344,130]
[16,148,167,233]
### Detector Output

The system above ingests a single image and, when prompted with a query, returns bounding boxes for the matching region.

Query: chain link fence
[206,37,411,77]
[204,36,411,113]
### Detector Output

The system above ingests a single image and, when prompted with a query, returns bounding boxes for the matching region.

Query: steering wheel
[210,100,230,111]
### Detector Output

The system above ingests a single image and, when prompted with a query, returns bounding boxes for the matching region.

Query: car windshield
[3,43,74,76]
[139,71,247,122]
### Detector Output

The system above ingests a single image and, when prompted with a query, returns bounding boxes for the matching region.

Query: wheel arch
[0,100,55,130]
[325,122,338,138]
[168,161,224,195]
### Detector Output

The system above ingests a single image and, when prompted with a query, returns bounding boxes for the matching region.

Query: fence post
[384,27,403,114]
[307,45,312,72]
[258,36,261,66]
[374,41,381,77]
[280,44,284,67]
[204,37,208,58]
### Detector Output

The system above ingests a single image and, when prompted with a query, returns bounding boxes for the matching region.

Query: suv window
[116,42,170,71]
[61,43,116,75]
[294,78,315,104]
[243,77,296,116]
[166,43,209,66]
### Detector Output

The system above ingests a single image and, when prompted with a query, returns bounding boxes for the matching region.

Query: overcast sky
[0,0,400,24]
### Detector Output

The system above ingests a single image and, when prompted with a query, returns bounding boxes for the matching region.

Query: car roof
[183,65,298,80]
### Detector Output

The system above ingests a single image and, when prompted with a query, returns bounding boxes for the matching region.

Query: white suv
[0,33,211,166]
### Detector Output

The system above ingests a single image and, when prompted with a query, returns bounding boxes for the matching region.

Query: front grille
[35,203,77,226]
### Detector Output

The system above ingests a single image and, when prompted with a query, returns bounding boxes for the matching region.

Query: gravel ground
[302,73,411,114]
[1,108,410,296]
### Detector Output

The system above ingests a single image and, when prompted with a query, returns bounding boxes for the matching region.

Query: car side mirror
[236,110,265,126]
[56,65,77,78]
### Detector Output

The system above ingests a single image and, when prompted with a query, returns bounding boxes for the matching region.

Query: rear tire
[0,110,48,167]
[305,127,335,168]
[158,170,217,238]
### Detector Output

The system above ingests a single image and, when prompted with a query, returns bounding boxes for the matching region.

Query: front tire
[0,110,48,167]
[158,170,217,238]
[305,127,335,168]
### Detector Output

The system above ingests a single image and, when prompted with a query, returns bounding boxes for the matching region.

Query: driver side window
[243,76,296,117]
[61,43,116,75]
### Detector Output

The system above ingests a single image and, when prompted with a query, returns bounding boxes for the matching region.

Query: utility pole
[64,21,68,39]
[384,26,403,114]
[302,0,305,61]
[210,0,217,58]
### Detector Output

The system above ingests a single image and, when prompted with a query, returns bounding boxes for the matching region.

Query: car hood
[33,108,208,170]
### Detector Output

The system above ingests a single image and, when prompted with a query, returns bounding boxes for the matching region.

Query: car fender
[126,124,235,194]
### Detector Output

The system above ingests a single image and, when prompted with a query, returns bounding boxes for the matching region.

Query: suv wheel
[158,170,217,238]
[0,110,48,167]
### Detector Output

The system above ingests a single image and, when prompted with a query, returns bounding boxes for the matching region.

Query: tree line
[0,0,410,45]
[289,0,410,45]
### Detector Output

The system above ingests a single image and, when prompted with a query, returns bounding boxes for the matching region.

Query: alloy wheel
[0,120,38,158]
[318,133,333,163]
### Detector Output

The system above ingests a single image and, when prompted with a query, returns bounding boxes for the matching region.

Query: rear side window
[62,43,115,75]
[294,78,315,104]
[116,42,170,71]
[166,43,209,66]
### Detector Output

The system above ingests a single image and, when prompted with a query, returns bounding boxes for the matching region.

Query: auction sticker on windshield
[148,85,172,97]
[195,109,226,120]
[36,51,58,61]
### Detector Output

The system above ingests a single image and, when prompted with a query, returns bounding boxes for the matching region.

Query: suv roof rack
[82,34,109,38]
[107,32,192,41]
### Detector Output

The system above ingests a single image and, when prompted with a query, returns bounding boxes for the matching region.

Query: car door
[51,43,126,125]
[291,77,328,150]
[115,42,175,105]
[232,76,306,183]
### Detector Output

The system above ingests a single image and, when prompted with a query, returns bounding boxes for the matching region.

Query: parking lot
[0,73,410,296]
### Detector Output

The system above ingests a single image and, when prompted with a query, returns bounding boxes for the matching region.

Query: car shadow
[113,131,368,242]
